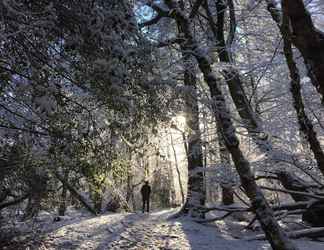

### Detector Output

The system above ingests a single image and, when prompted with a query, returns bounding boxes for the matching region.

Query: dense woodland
[1,0,324,249]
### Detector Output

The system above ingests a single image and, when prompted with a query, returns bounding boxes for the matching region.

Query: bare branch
[139,14,163,28]
[189,0,205,18]
[259,185,324,200]
[226,0,236,47]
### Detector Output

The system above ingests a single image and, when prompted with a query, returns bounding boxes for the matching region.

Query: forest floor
[1,208,324,250]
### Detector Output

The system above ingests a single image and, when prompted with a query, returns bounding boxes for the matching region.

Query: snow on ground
[1,208,324,249]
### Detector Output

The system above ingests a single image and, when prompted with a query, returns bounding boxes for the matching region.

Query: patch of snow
[2,209,324,249]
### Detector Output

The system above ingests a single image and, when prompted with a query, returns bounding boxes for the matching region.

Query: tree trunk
[266,0,324,177]
[23,171,48,220]
[126,150,134,211]
[167,146,178,207]
[24,195,41,220]
[218,125,234,205]
[201,0,322,180]
[58,184,68,216]
[181,64,205,217]
[206,67,297,250]
[163,1,297,248]
[126,172,134,211]
[202,0,272,152]
[282,9,324,177]
[222,184,234,205]
[170,132,185,205]
[58,170,69,216]
[281,0,324,102]
[176,9,206,217]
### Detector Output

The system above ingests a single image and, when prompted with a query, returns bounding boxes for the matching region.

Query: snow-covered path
[32,210,324,250]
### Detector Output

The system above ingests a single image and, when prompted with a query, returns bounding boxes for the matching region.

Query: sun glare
[171,114,186,130]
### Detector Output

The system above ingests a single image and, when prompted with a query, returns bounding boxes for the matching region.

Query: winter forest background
[1,0,324,249]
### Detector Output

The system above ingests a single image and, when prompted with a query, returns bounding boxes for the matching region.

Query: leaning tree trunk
[55,172,97,215]
[201,0,322,179]
[281,5,324,177]
[205,68,297,250]
[162,1,297,248]
[266,0,324,177]
[281,0,324,103]
[202,0,272,152]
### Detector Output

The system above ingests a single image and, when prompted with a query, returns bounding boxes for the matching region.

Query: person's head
[145,180,149,185]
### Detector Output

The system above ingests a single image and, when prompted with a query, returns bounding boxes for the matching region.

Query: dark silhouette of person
[140,181,151,213]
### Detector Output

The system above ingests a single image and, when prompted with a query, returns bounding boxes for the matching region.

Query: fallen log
[199,201,310,216]
[259,185,324,200]
[247,227,324,241]
[272,201,309,211]
[270,170,324,226]
[194,212,232,223]
[302,200,324,227]
[276,171,321,201]
[199,205,251,213]
[0,193,29,210]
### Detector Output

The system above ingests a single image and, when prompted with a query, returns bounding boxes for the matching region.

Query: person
[140,181,151,213]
